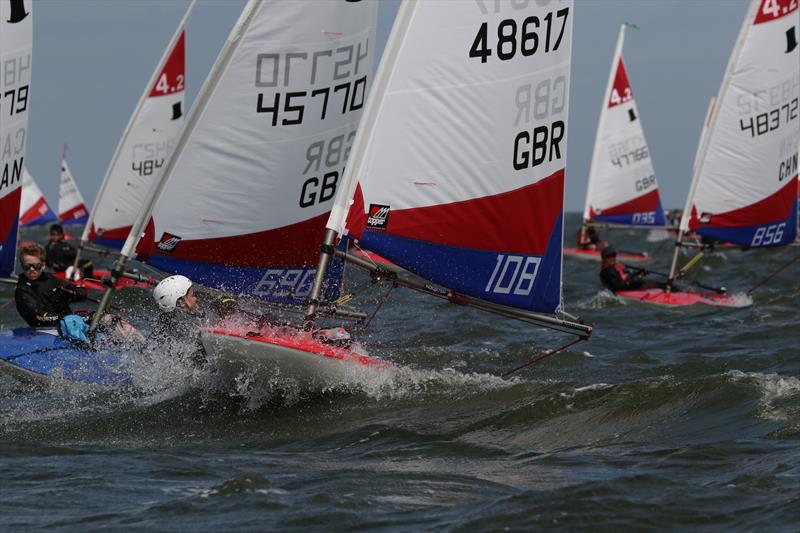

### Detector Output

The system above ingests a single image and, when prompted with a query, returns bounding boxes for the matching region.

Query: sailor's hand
[215,297,239,316]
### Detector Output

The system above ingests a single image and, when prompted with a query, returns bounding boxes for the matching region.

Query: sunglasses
[22,262,43,271]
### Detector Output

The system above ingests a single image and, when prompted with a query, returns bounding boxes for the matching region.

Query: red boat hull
[616,288,750,307]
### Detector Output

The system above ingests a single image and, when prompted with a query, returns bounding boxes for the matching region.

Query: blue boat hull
[0,328,130,385]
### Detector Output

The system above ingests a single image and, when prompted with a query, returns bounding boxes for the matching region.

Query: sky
[24,0,751,214]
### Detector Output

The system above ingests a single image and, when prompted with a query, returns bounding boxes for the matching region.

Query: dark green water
[2,214,799,530]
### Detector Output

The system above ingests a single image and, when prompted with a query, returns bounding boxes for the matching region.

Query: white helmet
[153,275,192,312]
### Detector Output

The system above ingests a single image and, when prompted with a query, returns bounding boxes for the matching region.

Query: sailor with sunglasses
[14,243,87,328]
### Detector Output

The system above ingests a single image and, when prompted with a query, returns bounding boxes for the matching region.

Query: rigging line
[747,250,800,296]
[501,337,585,379]
[352,241,379,269]
[360,283,395,331]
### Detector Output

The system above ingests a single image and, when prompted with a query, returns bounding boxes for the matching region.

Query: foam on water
[726,370,800,423]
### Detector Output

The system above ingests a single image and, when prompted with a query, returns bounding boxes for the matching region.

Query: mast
[77,0,196,265]
[583,23,628,225]
[305,0,418,323]
[667,0,759,288]
[91,0,263,330]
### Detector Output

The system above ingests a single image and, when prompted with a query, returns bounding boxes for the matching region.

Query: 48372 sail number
[469,7,569,63]
[739,97,798,138]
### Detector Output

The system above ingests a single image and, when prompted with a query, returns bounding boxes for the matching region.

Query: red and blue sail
[132,0,377,307]
[682,0,799,248]
[328,1,575,315]
[0,1,32,276]
[583,25,666,228]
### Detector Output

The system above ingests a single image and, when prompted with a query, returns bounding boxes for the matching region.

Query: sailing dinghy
[566,23,664,263]
[303,0,591,366]
[1,3,190,385]
[19,168,57,227]
[621,0,799,306]
[92,0,388,389]
[58,1,193,293]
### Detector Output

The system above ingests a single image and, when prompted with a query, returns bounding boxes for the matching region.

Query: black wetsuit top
[600,263,667,293]
[15,272,86,327]
[45,240,78,273]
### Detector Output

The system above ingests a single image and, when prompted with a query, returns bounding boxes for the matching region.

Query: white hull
[200,329,392,393]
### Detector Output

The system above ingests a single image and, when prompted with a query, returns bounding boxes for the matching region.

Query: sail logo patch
[156,232,182,253]
[367,204,390,230]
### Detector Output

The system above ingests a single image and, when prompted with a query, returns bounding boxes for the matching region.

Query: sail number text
[631,211,656,225]
[254,39,370,126]
[485,254,540,296]
[739,97,798,138]
[610,141,649,168]
[254,268,315,299]
[257,77,367,126]
[0,85,28,116]
[469,8,569,63]
[132,158,164,177]
[751,222,786,247]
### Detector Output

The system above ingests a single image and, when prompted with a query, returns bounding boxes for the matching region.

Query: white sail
[680,0,799,247]
[582,23,665,227]
[326,0,574,315]
[58,157,89,225]
[0,0,33,275]
[82,1,193,250]
[128,0,377,303]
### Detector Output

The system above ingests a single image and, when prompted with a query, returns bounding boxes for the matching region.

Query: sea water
[1,214,798,530]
